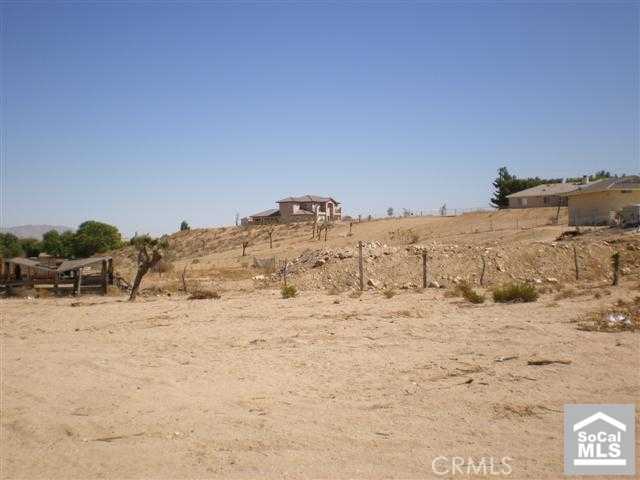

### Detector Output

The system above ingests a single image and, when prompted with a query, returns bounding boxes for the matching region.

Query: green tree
[19,238,42,257]
[387,207,394,217]
[180,220,190,231]
[42,230,63,256]
[0,233,24,258]
[491,167,516,208]
[60,231,76,257]
[73,221,122,257]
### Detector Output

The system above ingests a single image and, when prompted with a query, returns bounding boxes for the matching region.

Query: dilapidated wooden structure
[1,256,114,296]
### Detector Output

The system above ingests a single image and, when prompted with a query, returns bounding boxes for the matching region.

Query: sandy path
[1,287,638,479]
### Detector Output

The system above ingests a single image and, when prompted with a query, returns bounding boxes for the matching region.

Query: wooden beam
[102,260,108,294]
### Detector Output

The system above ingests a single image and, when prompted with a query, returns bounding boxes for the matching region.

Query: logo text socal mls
[564,404,635,476]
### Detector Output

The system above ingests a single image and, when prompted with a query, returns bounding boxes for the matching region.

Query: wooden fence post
[612,252,620,286]
[75,268,82,296]
[102,259,108,294]
[422,252,427,289]
[358,241,364,291]
[282,259,288,286]
[480,256,486,286]
[573,245,579,281]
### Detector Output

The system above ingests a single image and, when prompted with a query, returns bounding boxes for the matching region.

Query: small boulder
[313,259,326,268]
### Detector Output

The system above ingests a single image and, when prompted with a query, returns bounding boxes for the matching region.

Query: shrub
[493,282,538,303]
[281,284,297,299]
[188,290,221,300]
[458,282,485,304]
[383,287,396,299]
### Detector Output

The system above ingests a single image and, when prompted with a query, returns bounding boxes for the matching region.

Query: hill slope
[111,207,640,294]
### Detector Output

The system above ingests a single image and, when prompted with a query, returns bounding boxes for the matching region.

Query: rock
[428,280,440,288]
[313,259,326,268]
[252,275,266,281]
[533,278,542,284]
[367,278,381,289]
[401,282,416,290]
[545,277,558,283]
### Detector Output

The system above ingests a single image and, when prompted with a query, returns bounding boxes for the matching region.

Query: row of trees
[0,221,123,259]
[490,167,612,208]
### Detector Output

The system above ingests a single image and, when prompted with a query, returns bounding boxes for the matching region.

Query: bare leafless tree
[181,258,198,292]
[266,226,275,249]
[241,238,250,256]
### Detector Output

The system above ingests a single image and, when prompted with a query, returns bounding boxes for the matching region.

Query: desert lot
[1,283,638,479]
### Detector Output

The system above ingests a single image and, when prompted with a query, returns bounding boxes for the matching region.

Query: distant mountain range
[0,225,73,240]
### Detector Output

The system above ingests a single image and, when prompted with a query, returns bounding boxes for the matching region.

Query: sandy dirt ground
[1,283,638,479]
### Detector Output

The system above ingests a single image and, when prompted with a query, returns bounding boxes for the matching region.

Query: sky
[1,1,638,236]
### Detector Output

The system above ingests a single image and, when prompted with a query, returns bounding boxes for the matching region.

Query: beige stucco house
[506,182,579,208]
[242,195,342,225]
[564,176,640,226]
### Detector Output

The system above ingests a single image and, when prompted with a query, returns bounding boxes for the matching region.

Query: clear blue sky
[2,1,638,236]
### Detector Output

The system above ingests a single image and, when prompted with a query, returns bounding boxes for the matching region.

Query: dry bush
[188,289,221,300]
[457,282,485,304]
[389,228,420,245]
[445,281,485,304]
[281,284,297,299]
[382,287,396,298]
[493,282,538,303]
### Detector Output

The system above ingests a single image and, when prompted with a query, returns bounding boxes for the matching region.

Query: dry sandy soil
[2,280,638,479]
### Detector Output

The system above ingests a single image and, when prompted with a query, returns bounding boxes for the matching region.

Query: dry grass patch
[281,284,297,299]
[493,282,538,303]
[554,287,579,300]
[188,290,221,300]
[457,282,485,304]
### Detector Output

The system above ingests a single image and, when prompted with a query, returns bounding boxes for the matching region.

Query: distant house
[242,208,281,225]
[506,182,580,208]
[564,176,640,226]
[242,195,342,225]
